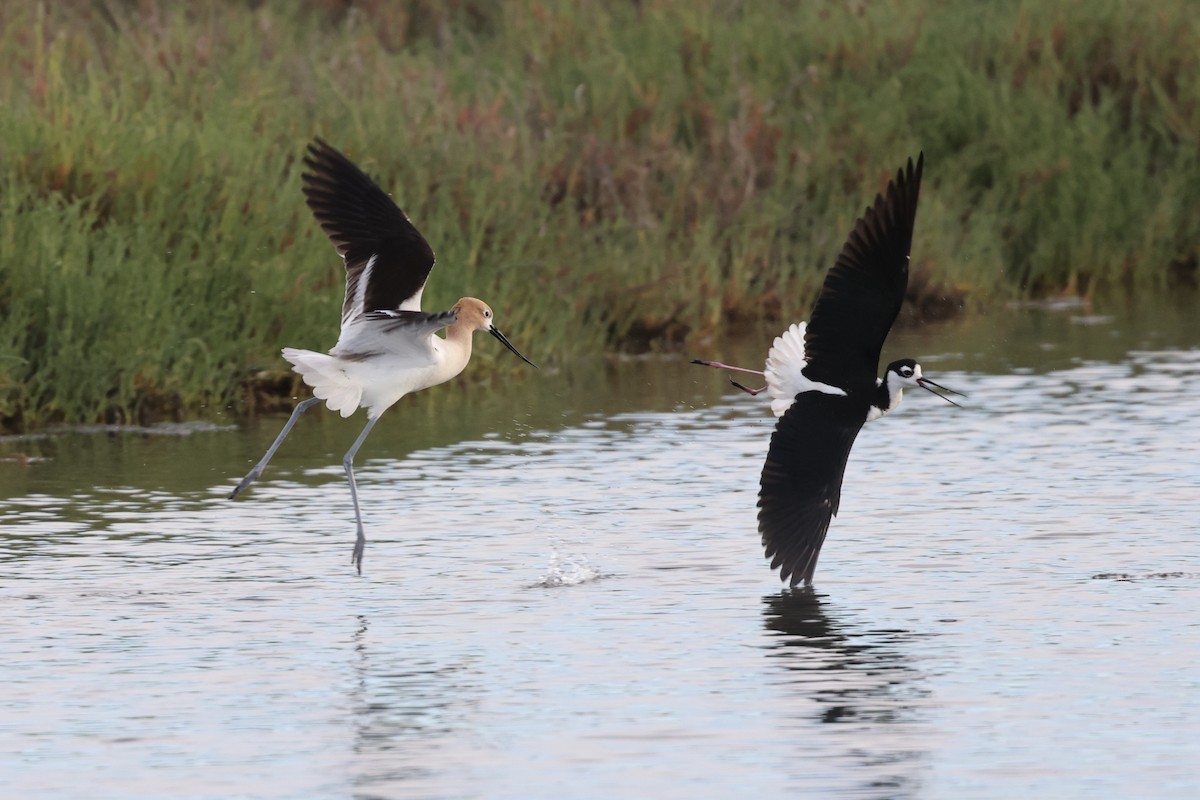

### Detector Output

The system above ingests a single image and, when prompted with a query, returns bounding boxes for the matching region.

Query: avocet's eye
[483,309,492,318]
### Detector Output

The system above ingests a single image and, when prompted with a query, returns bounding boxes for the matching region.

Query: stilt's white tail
[281,348,362,417]
[764,322,810,417]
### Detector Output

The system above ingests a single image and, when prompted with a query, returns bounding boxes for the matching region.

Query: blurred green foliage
[1,0,1196,428]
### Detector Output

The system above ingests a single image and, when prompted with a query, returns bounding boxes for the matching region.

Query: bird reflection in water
[761,591,932,796]
[346,615,481,793]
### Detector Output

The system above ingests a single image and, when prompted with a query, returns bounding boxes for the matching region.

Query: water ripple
[2,347,1200,798]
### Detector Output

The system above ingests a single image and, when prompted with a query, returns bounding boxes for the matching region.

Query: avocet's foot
[229,467,262,499]
[352,526,366,575]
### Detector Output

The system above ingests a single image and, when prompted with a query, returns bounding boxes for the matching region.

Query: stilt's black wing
[803,154,923,392]
[301,138,436,322]
[758,391,866,586]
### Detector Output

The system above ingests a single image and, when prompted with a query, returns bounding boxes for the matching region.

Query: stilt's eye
[899,366,914,377]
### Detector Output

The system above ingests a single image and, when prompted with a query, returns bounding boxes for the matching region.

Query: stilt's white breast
[865,367,915,423]
[763,322,846,417]
[863,377,887,423]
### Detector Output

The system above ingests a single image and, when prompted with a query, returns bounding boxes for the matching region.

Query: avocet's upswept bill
[695,154,964,586]
[230,138,536,573]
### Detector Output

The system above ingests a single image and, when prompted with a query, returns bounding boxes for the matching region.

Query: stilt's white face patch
[888,361,924,391]
[867,359,925,423]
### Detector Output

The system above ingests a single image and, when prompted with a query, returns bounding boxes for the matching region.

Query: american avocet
[694,154,964,586]
[230,138,536,573]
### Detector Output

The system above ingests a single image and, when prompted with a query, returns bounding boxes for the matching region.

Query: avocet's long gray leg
[343,415,382,575]
[230,396,322,499]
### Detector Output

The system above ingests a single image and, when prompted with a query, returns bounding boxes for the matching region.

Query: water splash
[528,549,605,588]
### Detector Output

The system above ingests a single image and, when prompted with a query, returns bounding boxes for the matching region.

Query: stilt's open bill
[693,153,966,587]
[229,138,536,574]
[916,377,966,407]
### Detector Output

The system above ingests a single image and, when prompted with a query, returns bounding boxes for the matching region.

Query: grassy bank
[1,0,1197,429]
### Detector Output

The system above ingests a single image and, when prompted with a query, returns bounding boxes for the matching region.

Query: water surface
[3,301,1199,799]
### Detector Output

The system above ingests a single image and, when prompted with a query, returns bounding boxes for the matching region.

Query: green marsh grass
[1,1,1197,429]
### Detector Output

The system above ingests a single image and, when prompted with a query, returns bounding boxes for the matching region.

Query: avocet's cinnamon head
[453,297,537,368]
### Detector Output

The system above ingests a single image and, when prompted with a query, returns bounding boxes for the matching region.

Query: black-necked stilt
[694,153,964,587]
[230,138,536,573]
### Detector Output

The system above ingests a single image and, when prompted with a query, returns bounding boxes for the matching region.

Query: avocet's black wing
[301,138,436,323]
[802,154,923,392]
[758,391,866,587]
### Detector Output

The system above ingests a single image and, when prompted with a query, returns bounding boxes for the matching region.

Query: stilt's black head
[884,359,965,407]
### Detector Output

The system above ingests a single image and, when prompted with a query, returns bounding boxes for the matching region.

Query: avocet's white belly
[345,356,441,413]
[286,333,467,419]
